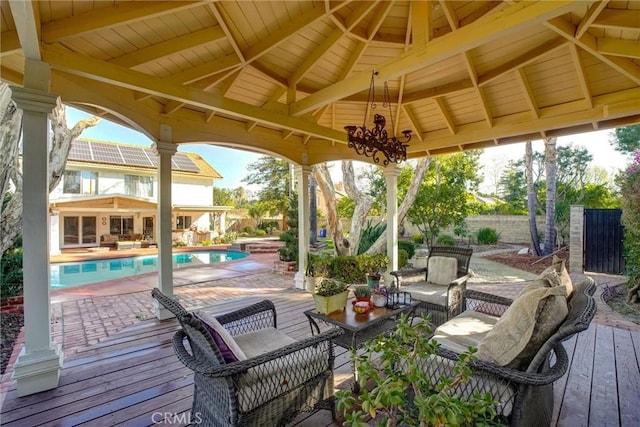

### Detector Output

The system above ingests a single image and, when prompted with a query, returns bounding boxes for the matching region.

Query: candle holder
[386,290,411,309]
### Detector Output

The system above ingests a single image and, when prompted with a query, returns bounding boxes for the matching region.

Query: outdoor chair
[390,246,473,326]
[418,276,596,426]
[151,288,343,427]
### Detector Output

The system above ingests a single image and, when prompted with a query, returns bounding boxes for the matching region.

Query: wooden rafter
[568,43,593,109]
[8,0,41,60]
[575,0,608,39]
[435,97,456,135]
[440,0,459,30]
[516,68,539,118]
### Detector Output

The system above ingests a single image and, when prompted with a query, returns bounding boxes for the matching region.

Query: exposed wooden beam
[41,45,345,142]
[463,51,493,126]
[591,8,640,31]
[289,28,343,85]
[344,2,378,32]
[162,100,183,115]
[0,30,21,57]
[440,0,459,30]
[41,1,204,43]
[366,1,395,41]
[110,27,226,68]
[402,79,474,104]
[597,38,640,60]
[166,54,241,85]
[8,0,41,59]
[0,66,23,85]
[435,97,456,135]
[291,1,578,116]
[516,68,539,118]
[401,105,423,142]
[208,3,245,64]
[411,1,430,47]
[575,0,608,39]
[569,44,593,109]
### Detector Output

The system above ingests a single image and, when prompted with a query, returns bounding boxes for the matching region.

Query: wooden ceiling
[1,1,639,166]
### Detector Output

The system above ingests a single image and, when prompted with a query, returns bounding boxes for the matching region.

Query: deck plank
[589,324,619,426]
[613,327,640,427]
[552,334,577,425]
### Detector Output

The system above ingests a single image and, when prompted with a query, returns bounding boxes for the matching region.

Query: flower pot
[314,290,349,314]
[305,276,324,292]
[372,294,387,307]
[354,296,371,304]
[366,274,381,289]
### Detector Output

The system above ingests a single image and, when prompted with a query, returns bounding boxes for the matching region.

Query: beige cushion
[477,279,568,367]
[433,310,500,353]
[195,310,247,361]
[406,282,449,306]
[234,327,296,358]
[538,255,574,298]
[427,256,458,285]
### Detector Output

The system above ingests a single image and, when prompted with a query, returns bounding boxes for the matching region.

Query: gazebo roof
[1,1,639,165]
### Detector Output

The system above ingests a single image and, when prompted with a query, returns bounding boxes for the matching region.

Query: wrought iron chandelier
[344,71,412,165]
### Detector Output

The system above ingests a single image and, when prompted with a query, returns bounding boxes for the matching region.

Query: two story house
[49,139,230,253]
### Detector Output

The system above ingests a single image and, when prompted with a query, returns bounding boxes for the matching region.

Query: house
[48,139,230,253]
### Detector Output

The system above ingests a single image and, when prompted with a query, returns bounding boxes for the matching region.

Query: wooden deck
[1,291,639,426]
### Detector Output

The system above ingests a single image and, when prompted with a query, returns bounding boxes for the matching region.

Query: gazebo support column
[294,165,311,290]
[10,59,63,397]
[152,129,177,320]
[384,165,401,283]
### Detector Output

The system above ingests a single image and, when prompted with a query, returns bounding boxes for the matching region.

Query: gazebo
[1,0,639,396]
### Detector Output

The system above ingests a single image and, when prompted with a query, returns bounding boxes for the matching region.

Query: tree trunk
[366,157,431,254]
[312,163,350,255]
[0,82,100,256]
[341,161,374,255]
[543,137,558,256]
[526,141,542,256]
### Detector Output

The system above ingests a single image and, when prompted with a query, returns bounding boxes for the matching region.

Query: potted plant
[313,279,349,314]
[305,253,332,292]
[360,253,389,288]
[371,287,388,307]
[353,285,372,303]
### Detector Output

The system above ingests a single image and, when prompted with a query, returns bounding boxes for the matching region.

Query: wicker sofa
[390,246,474,327]
[415,276,596,427]
[151,289,342,427]
[100,233,145,248]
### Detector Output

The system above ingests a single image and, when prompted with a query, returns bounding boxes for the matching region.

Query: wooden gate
[584,208,624,274]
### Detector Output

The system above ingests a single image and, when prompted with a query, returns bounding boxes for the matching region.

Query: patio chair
[151,288,343,427]
[389,246,473,326]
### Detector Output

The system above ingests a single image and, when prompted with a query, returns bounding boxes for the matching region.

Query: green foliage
[497,159,528,214]
[220,231,238,244]
[611,125,640,155]
[412,234,424,244]
[306,253,332,277]
[617,150,640,287]
[358,253,389,277]
[357,220,386,255]
[255,229,266,237]
[0,237,23,304]
[243,226,255,234]
[336,196,355,219]
[278,193,298,262]
[200,239,212,246]
[258,220,279,233]
[213,187,234,206]
[476,227,500,245]
[242,156,291,220]
[407,151,482,249]
[315,278,348,297]
[329,255,366,284]
[353,285,371,298]
[337,315,501,427]
[436,234,456,246]
[398,248,409,269]
[398,240,416,259]
[172,240,187,247]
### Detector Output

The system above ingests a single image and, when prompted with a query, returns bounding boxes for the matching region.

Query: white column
[49,212,61,256]
[152,128,177,319]
[219,211,227,234]
[384,164,401,283]
[10,59,63,397]
[294,165,311,290]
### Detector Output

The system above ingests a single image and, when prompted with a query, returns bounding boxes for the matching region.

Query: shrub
[398,240,416,259]
[278,194,298,262]
[358,220,386,254]
[436,233,456,246]
[329,255,366,284]
[314,278,348,296]
[258,220,279,234]
[476,227,500,245]
[337,315,499,426]
[398,248,409,269]
[220,231,238,244]
[255,229,267,237]
[242,225,255,235]
[173,240,187,247]
[200,239,212,246]
[618,150,640,288]
[0,240,23,304]
[412,233,424,244]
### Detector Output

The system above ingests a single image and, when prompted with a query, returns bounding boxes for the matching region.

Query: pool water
[50,251,248,288]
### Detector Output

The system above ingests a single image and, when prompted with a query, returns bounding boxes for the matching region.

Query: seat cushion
[427,256,458,285]
[477,278,568,367]
[433,310,500,353]
[406,282,449,306]
[234,327,297,359]
[194,311,246,363]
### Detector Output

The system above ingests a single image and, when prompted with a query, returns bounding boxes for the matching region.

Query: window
[110,215,134,234]
[176,215,192,230]
[63,170,97,194]
[125,175,153,198]
[62,216,97,246]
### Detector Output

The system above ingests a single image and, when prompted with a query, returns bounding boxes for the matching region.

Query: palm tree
[543,137,558,256]
[526,141,542,256]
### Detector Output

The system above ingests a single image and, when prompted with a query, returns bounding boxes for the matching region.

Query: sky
[67,107,630,193]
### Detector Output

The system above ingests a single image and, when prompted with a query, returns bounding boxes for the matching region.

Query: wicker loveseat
[415,276,596,426]
[100,233,144,248]
[151,289,342,427]
[390,246,474,326]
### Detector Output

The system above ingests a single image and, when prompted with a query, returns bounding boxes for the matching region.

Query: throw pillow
[476,280,568,367]
[194,311,246,363]
[427,256,458,285]
[538,255,574,298]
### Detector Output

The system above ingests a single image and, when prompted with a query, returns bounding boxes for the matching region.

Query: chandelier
[344,71,412,165]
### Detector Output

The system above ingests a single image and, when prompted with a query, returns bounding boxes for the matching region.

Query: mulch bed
[1,313,23,375]
[486,248,570,275]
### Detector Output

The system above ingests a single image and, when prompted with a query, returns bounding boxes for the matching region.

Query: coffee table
[304,299,419,392]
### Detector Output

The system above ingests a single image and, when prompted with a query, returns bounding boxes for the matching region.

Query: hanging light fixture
[344,71,412,165]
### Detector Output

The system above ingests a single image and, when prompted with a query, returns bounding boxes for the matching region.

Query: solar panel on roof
[173,153,200,172]
[68,140,92,161]
[90,142,125,164]
[143,148,159,167]
[119,145,154,167]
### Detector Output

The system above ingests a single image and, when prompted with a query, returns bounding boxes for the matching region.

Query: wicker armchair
[151,289,343,427]
[390,246,473,326]
[417,277,596,426]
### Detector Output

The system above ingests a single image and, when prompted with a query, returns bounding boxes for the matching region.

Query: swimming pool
[50,251,249,288]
